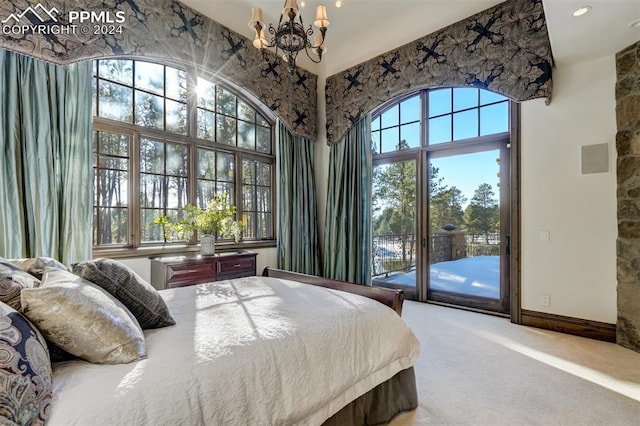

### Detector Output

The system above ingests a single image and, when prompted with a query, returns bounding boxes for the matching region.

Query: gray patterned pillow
[72,258,175,329]
[8,257,68,280]
[0,301,52,426]
[21,267,147,365]
[0,258,40,310]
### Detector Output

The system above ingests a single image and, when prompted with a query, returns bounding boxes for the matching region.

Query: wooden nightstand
[150,251,257,289]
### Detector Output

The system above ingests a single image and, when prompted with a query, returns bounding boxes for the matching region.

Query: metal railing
[371,232,500,277]
[371,234,415,277]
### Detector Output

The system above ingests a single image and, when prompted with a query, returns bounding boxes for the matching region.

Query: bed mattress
[48,276,420,425]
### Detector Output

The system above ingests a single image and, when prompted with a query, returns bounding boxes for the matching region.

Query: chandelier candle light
[249,0,329,74]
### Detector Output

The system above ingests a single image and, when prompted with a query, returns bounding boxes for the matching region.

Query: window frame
[92,58,277,258]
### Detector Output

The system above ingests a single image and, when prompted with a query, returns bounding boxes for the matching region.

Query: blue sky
[431,149,501,208]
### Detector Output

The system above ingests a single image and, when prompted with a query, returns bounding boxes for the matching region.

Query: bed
[44,267,419,425]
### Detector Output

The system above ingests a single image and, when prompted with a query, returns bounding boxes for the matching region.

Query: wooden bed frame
[262,267,405,316]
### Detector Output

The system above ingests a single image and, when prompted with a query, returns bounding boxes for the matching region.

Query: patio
[373,255,500,300]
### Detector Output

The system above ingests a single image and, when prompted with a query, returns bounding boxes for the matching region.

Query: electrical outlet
[541,295,550,306]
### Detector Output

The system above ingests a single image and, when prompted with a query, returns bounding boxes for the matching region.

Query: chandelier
[248,0,329,74]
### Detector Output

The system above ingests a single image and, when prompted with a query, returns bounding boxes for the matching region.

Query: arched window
[371,87,509,153]
[92,58,275,252]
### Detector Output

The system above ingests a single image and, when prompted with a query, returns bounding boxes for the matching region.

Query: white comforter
[48,276,420,425]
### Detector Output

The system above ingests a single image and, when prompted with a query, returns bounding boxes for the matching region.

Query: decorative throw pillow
[0,301,52,426]
[8,257,68,280]
[0,258,41,311]
[72,258,176,329]
[21,267,147,365]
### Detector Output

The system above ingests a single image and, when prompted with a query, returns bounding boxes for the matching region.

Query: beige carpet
[389,301,640,425]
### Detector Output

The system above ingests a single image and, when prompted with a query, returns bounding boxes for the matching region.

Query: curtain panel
[323,117,372,285]
[277,122,320,275]
[0,50,93,265]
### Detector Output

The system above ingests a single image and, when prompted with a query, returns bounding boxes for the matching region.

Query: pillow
[0,301,52,426]
[21,267,147,365]
[72,258,175,329]
[0,258,40,311]
[8,257,68,280]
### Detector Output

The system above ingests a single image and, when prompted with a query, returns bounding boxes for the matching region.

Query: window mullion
[422,90,428,148]
[236,153,244,231]
[477,88,481,136]
[130,130,141,249]
[188,141,197,247]
[187,69,198,226]
[162,142,168,218]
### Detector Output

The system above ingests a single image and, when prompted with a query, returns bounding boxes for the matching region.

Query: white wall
[118,248,278,285]
[520,55,618,323]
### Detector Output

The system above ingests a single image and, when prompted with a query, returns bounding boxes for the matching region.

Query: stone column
[616,41,640,352]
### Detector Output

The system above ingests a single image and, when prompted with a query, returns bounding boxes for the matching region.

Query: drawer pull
[234,263,242,268]
[175,269,200,275]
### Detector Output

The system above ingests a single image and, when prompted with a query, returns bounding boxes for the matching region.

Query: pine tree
[463,183,499,243]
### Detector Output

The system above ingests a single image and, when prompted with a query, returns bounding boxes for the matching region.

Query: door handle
[505,235,510,255]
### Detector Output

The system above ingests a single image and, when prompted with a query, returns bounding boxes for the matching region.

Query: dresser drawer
[166,261,215,287]
[216,256,256,280]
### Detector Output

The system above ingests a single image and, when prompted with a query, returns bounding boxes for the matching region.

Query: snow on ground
[374,255,500,299]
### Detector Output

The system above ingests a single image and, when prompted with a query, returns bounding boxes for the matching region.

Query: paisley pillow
[0,258,40,310]
[0,301,52,426]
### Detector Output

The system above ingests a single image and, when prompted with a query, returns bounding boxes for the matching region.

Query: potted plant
[154,194,243,255]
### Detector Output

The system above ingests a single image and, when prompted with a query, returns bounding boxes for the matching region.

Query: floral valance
[0,0,317,140]
[325,0,553,144]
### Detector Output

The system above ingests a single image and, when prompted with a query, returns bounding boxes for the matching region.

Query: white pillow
[21,267,147,364]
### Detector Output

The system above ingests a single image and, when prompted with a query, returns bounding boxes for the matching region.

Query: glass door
[371,159,418,299]
[427,144,509,313]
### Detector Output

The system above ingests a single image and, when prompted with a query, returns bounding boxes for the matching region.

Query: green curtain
[278,122,320,275]
[323,116,372,284]
[0,50,93,266]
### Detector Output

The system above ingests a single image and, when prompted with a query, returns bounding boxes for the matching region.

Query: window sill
[92,240,277,260]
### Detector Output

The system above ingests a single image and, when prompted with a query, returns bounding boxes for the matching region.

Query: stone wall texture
[616,41,640,352]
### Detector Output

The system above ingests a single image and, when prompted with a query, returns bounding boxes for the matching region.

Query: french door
[370,87,515,315]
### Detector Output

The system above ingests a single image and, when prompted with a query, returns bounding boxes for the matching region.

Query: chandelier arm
[263,23,277,50]
[305,25,314,45]
[304,47,322,64]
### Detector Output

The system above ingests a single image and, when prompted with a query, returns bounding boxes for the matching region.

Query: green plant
[153,194,243,243]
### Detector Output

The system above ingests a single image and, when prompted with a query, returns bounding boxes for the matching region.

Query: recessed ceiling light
[335,1,342,7]
[630,19,640,28]
[572,6,591,17]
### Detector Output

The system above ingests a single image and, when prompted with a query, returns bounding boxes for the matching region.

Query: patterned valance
[325,0,553,144]
[0,0,317,140]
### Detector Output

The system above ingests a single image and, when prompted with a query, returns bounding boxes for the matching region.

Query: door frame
[370,96,521,322]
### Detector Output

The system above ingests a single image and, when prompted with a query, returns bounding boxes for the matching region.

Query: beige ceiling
[180,0,640,76]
